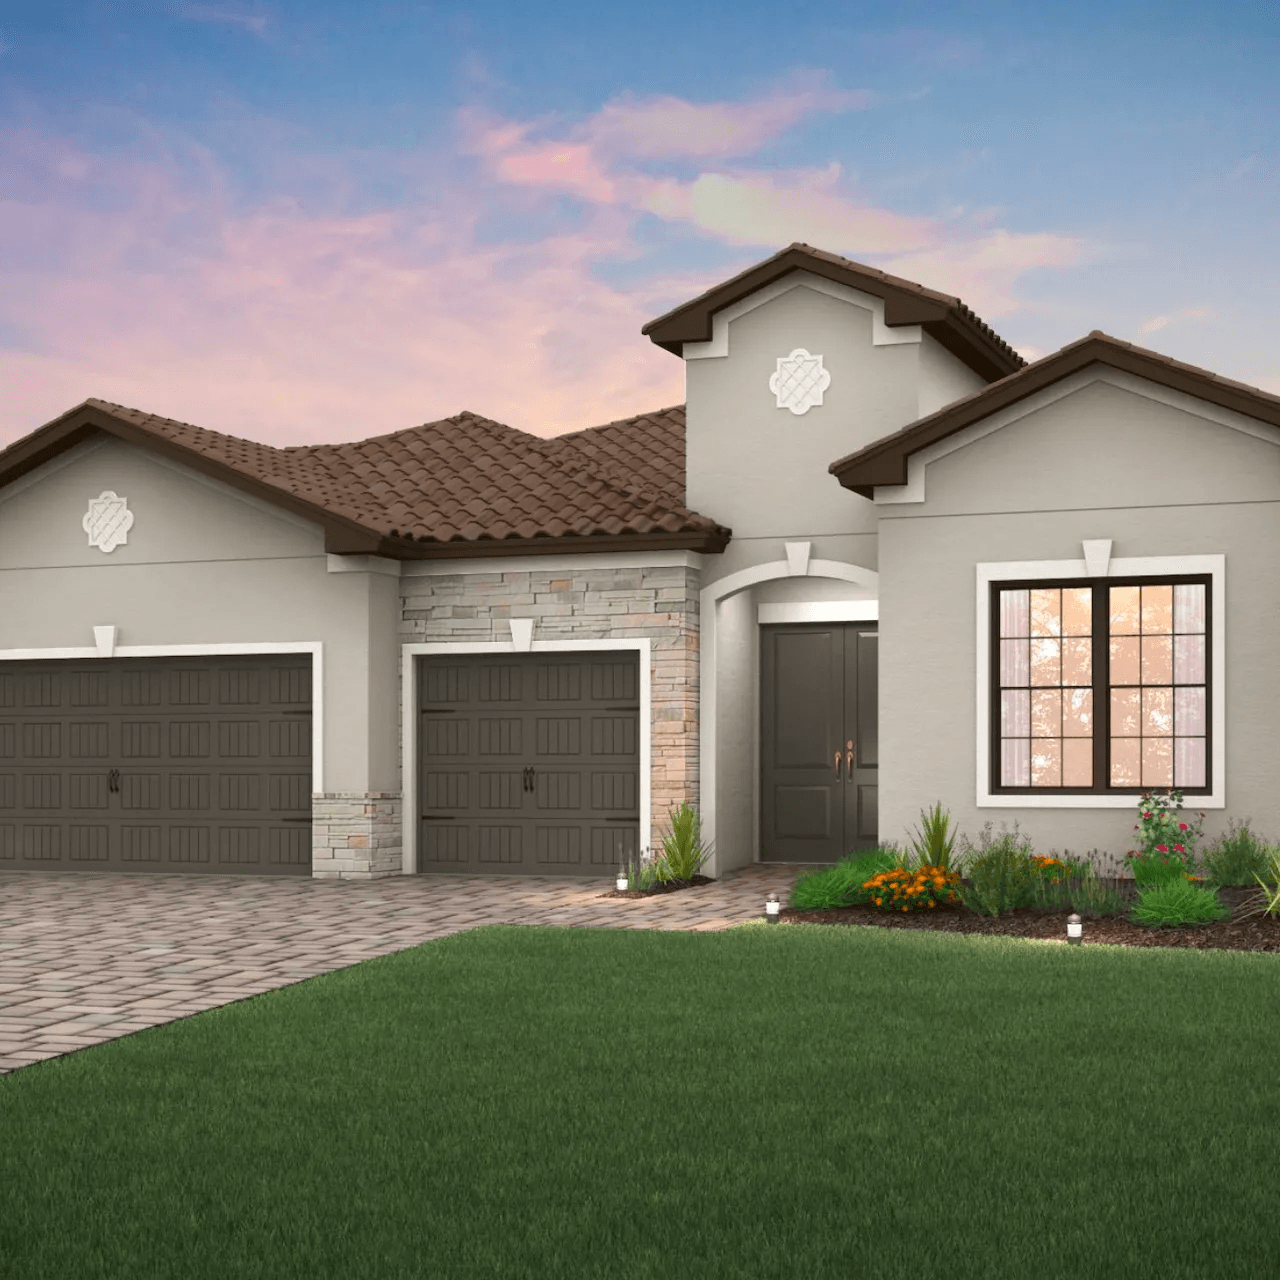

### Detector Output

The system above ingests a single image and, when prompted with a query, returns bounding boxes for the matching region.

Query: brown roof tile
[2,397,728,558]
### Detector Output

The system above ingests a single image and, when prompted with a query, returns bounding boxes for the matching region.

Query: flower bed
[779,882,1280,953]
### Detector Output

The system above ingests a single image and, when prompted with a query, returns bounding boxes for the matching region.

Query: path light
[617,869,629,892]
[1067,913,1082,945]
[766,894,780,922]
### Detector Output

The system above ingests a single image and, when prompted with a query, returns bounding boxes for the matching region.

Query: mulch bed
[779,885,1280,954]
[603,875,717,898]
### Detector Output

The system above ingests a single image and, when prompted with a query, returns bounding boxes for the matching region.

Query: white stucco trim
[401,550,704,578]
[700,555,880,867]
[0,639,325,792]
[326,554,402,577]
[975,553,1225,808]
[758,601,879,624]
[401,638,652,875]
[682,271,922,361]
[876,367,1280,506]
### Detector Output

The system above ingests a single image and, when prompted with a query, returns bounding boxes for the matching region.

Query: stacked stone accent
[312,793,403,880]
[400,561,701,848]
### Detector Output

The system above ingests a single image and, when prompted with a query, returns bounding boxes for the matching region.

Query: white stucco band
[975,552,1226,808]
[700,552,880,870]
[682,271,922,360]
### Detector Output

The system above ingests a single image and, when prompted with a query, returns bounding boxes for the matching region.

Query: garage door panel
[69,773,109,809]
[122,825,162,863]
[421,824,468,865]
[0,656,313,875]
[478,825,522,864]
[69,825,109,862]
[420,653,638,877]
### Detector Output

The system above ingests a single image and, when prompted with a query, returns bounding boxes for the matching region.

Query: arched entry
[698,543,878,876]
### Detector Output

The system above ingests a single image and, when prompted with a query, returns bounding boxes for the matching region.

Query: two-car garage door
[418,652,641,876]
[0,655,313,876]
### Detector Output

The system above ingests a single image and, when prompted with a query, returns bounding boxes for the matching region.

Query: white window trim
[976,553,1225,808]
[400,638,652,875]
[0,639,325,793]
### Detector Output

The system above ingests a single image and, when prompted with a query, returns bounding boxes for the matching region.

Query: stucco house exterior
[1,242,1274,880]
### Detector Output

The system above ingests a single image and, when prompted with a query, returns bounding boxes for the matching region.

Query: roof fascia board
[402,549,705,577]
[0,406,385,553]
[851,361,1280,505]
[643,245,1021,381]
[386,528,731,560]
[681,271,921,361]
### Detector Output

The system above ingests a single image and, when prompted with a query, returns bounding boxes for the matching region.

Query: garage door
[419,652,640,875]
[0,655,312,876]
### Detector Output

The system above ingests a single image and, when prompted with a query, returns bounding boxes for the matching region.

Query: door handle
[845,740,855,774]
[833,750,842,779]
[523,767,536,793]
[108,768,120,794]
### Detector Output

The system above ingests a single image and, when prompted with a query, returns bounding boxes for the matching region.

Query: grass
[3,923,1278,1279]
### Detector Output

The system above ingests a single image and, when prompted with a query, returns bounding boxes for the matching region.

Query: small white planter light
[765,894,780,922]
[1067,913,1083,944]
[617,872,629,892]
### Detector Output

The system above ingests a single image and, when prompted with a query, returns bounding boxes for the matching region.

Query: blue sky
[1,1,1277,445]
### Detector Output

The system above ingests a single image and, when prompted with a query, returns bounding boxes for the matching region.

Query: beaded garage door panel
[0,656,312,876]
[419,653,640,876]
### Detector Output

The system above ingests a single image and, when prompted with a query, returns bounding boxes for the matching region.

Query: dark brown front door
[418,653,640,876]
[760,623,877,862]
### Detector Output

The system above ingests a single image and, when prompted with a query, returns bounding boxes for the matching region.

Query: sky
[1,1,1277,448]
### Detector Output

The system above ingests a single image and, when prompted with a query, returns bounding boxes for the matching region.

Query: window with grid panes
[992,577,1210,794]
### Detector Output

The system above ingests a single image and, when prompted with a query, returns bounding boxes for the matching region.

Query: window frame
[988,573,1212,797]
[974,552,1225,810]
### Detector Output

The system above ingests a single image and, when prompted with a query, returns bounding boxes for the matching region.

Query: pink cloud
[585,79,870,159]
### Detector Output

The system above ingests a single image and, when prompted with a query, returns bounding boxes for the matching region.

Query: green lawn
[2,921,1276,1279]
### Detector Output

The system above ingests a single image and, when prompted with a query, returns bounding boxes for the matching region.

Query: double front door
[761,623,878,862]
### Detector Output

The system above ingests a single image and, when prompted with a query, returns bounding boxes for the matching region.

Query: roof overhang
[829,331,1280,498]
[642,242,1025,383]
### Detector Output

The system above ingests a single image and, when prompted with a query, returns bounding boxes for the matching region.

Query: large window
[992,576,1210,794]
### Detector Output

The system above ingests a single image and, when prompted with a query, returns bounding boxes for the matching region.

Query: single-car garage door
[419,652,640,876]
[0,655,312,876]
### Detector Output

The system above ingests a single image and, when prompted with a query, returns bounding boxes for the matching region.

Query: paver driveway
[0,864,819,1076]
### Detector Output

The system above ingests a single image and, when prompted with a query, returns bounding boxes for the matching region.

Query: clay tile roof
[4,397,728,558]
[829,329,1280,498]
[642,241,1025,383]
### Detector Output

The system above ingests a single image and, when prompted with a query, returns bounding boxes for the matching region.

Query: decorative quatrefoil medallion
[83,491,135,553]
[769,348,831,415]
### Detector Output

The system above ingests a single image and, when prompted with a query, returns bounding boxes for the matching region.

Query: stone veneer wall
[312,793,403,880]
[400,562,700,852]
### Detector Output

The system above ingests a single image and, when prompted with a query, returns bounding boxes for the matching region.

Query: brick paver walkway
[0,864,821,1076]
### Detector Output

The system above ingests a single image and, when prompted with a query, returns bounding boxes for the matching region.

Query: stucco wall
[399,555,701,853]
[0,437,401,802]
[876,372,1280,866]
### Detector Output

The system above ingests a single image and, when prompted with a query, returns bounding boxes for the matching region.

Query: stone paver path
[0,864,821,1076]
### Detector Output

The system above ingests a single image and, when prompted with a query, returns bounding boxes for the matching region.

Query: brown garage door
[0,655,312,876]
[419,652,640,876]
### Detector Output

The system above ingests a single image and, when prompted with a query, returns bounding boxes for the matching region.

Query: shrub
[906,802,960,873]
[1130,882,1232,928]
[788,848,900,910]
[1200,820,1272,888]
[954,823,1039,918]
[1237,845,1280,921]
[654,804,712,882]
[863,863,962,913]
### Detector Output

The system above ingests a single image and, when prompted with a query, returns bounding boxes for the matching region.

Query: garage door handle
[108,769,120,793]
[523,767,536,792]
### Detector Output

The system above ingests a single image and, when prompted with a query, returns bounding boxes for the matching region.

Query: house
[1,242,1271,880]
